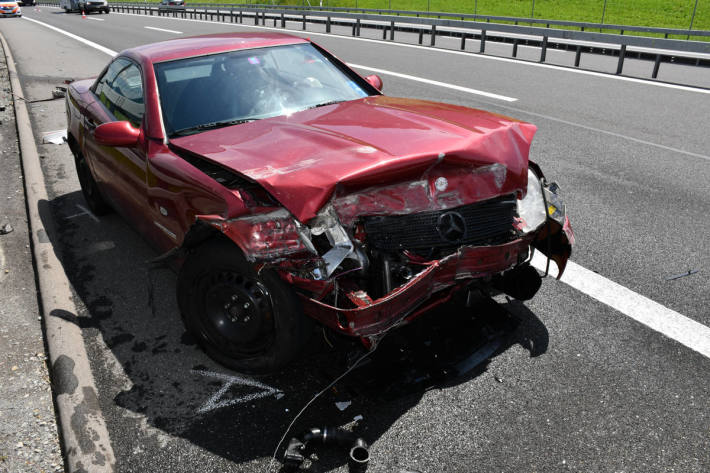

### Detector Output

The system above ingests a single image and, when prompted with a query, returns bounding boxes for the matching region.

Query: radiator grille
[363,195,519,251]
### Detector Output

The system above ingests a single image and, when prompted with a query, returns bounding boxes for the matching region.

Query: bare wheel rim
[198,270,275,356]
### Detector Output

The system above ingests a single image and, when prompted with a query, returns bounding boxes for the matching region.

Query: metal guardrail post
[284,12,288,28]
[352,20,356,36]
[480,29,486,53]
[239,9,242,23]
[616,44,626,74]
[418,29,424,44]
[652,55,662,78]
[540,35,548,62]
[390,20,395,40]
[431,24,436,46]
[574,45,582,66]
[302,14,306,29]
[382,25,387,40]
[460,34,466,50]
[326,15,330,32]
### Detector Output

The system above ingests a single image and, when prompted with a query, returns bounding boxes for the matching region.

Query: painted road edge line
[531,252,710,359]
[0,32,116,471]
[23,16,118,56]
[348,63,517,102]
[145,26,182,34]
[23,13,710,360]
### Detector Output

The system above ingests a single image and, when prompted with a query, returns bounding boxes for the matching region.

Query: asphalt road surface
[2,7,710,472]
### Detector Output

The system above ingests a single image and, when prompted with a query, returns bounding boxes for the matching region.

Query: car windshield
[154,43,373,137]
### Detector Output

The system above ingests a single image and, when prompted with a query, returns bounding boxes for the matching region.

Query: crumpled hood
[170,96,537,222]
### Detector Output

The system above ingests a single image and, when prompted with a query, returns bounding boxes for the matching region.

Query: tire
[177,239,312,373]
[73,150,111,216]
[104,8,109,13]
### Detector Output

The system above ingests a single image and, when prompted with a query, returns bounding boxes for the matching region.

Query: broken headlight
[517,168,547,233]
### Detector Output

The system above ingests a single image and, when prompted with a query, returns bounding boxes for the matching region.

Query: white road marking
[21,12,710,359]
[531,252,710,359]
[192,370,282,414]
[110,9,710,96]
[87,17,104,21]
[349,63,517,102]
[78,240,116,256]
[76,204,100,223]
[488,101,710,162]
[144,26,182,34]
[22,16,118,56]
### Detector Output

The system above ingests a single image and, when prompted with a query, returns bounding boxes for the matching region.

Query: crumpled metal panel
[170,96,536,222]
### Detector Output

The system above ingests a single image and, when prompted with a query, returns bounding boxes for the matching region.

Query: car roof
[124,33,309,64]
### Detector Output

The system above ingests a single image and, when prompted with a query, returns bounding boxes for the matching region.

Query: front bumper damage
[195,166,574,345]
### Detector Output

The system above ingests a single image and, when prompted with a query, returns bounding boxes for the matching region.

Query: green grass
[142,0,710,33]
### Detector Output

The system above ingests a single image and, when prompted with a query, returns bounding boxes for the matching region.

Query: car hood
[169,96,536,222]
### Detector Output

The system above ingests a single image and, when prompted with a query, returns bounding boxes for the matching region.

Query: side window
[110,64,144,127]
[94,59,145,128]
[94,58,130,109]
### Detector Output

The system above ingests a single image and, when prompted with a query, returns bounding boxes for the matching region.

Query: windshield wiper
[172,118,257,137]
[308,100,345,110]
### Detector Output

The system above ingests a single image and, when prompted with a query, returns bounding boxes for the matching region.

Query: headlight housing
[517,168,547,233]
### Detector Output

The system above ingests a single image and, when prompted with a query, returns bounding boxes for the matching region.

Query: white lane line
[488,101,710,162]
[87,17,104,21]
[531,252,710,359]
[144,26,182,34]
[22,16,117,56]
[111,10,710,96]
[76,204,100,223]
[349,63,517,102]
[21,13,710,358]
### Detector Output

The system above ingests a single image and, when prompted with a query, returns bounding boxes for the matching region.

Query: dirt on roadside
[0,40,64,473]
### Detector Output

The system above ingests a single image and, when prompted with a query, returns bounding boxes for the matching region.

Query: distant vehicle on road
[65,32,573,373]
[60,0,109,14]
[0,1,21,16]
[19,0,34,6]
[160,0,185,5]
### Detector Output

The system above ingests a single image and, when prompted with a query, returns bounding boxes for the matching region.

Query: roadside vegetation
[149,0,709,31]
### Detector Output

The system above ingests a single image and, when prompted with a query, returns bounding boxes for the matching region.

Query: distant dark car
[80,0,109,13]
[65,33,573,373]
[159,0,184,7]
[19,0,34,6]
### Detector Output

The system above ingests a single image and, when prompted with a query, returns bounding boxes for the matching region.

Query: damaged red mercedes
[66,32,574,373]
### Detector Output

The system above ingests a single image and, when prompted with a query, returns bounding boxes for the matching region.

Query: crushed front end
[199,158,573,346]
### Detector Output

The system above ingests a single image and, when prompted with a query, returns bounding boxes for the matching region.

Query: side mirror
[365,74,383,91]
[94,121,140,147]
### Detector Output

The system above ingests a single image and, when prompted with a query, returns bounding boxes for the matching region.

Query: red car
[66,33,573,373]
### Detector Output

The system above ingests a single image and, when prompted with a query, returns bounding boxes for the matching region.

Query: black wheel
[177,239,312,373]
[73,151,111,215]
[104,8,109,13]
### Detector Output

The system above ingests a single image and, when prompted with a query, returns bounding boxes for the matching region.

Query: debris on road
[0,223,13,235]
[40,130,66,145]
[666,269,699,281]
[284,427,369,473]
[335,400,352,411]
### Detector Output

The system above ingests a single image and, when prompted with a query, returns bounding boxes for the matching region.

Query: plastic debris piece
[0,223,13,235]
[335,401,351,411]
[275,392,285,400]
[666,269,699,281]
[41,130,67,145]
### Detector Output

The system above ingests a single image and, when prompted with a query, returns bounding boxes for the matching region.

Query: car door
[84,57,153,235]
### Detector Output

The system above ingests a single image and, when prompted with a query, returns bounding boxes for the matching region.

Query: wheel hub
[203,271,273,351]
